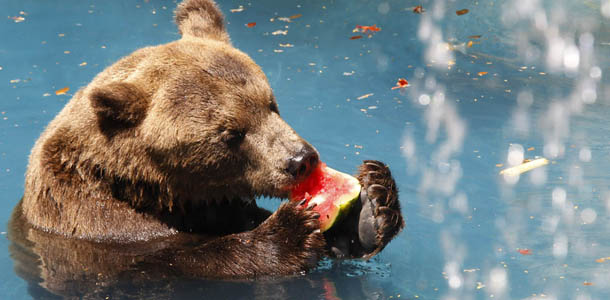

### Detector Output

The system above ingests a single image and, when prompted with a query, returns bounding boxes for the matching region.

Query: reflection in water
[9,200,395,299]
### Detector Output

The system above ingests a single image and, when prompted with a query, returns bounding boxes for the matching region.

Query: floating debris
[357,93,374,100]
[10,16,25,23]
[353,25,381,33]
[279,43,294,48]
[477,71,488,76]
[446,42,468,54]
[499,158,549,176]
[456,9,469,16]
[595,257,610,263]
[230,6,244,13]
[271,30,288,35]
[55,87,70,95]
[391,78,409,90]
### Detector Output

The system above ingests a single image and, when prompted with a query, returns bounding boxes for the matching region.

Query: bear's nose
[287,144,319,181]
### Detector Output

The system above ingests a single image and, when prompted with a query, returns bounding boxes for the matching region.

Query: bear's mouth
[272,163,320,200]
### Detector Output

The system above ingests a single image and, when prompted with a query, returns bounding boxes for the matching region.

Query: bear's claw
[324,160,404,259]
[252,201,326,273]
[357,160,404,259]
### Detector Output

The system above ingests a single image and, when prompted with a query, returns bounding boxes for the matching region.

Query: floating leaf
[246,22,256,28]
[55,87,69,95]
[468,35,482,39]
[477,71,488,76]
[456,9,469,16]
[350,35,363,40]
[413,5,424,14]
[354,25,381,33]
[518,249,532,255]
[290,14,302,19]
[391,78,409,90]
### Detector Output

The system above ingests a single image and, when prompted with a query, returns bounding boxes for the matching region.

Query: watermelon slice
[290,162,361,232]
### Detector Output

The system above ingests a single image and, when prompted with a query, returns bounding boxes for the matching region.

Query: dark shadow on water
[8,199,398,299]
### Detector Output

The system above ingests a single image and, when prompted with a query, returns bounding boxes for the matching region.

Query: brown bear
[9,0,403,294]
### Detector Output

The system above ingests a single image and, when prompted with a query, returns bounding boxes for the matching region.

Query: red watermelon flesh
[290,162,361,232]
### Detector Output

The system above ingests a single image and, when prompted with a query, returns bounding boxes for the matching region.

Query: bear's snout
[286,144,319,182]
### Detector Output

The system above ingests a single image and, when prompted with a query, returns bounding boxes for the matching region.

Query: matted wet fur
[11,0,404,296]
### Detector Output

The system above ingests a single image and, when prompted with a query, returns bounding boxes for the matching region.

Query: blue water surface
[1,0,610,299]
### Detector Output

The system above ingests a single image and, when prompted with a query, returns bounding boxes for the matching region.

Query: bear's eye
[221,129,246,148]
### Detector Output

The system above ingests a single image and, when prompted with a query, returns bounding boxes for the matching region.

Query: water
[1,0,609,299]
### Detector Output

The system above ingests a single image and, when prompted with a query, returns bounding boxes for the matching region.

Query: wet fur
[13,0,404,292]
[9,163,400,297]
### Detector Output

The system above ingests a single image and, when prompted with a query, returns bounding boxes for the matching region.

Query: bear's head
[79,0,318,208]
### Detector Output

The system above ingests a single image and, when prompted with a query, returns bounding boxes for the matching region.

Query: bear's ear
[175,0,230,42]
[89,82,149,137]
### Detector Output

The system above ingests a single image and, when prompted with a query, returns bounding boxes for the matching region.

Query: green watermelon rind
[307,166,361,232]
